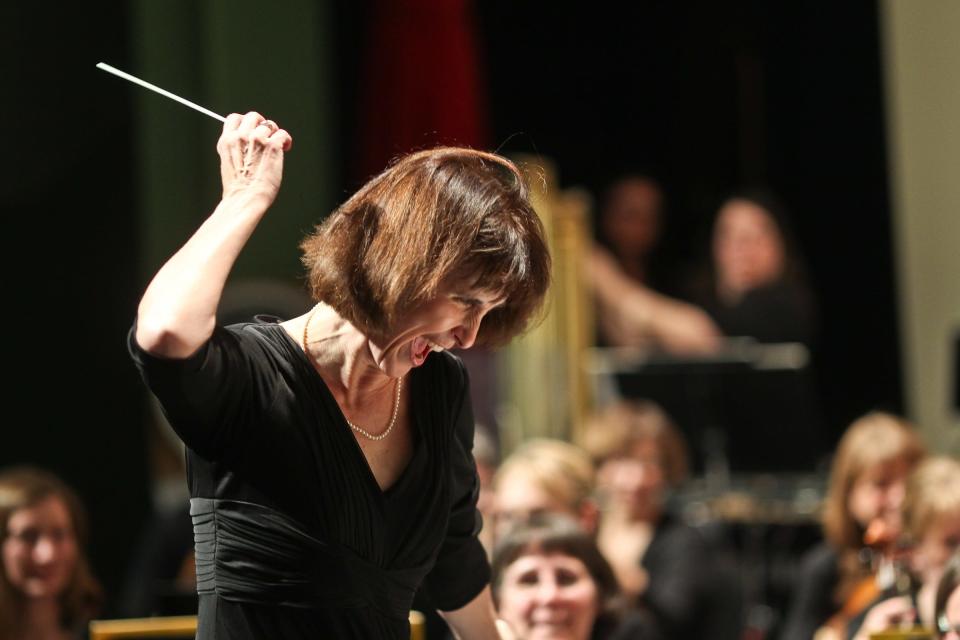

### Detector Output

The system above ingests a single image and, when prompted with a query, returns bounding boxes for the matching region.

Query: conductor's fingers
[222,113,244,133]
[217,113,245,161]
[237,111,265,136]
[250,119,279,147]
[255,119,278,135]
[270,129,293,153]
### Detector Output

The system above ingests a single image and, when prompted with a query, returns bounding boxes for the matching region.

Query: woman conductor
[130,112,550,639]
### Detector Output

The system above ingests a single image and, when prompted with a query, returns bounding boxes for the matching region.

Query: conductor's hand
[216,111,293,207]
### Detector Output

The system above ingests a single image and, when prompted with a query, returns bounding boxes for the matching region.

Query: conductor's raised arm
[134,111,292,358]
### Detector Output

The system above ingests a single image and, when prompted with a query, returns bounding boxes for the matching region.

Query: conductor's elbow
[135,309,213,359]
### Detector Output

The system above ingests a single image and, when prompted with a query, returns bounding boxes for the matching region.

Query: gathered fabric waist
[190,498,428,620]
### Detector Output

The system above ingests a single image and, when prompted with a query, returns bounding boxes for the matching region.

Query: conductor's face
[368,284,505,378]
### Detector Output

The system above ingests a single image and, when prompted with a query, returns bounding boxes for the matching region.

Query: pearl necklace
[301,305,403,441]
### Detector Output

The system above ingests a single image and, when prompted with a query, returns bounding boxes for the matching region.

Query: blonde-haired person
[781,411,925,640]
[934,552,960,639]
[492,439,598,542]
[851,456,960,640]
[0,467,101,640]
[131,112,550,640]
[582,400,742,640]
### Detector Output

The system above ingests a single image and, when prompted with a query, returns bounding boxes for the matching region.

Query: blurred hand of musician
[851,596,917,640]
[586,246,721,355]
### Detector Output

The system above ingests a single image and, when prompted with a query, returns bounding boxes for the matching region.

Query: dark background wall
[3,2,149,601]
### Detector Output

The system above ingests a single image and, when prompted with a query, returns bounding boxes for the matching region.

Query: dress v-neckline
[268,323,423,497]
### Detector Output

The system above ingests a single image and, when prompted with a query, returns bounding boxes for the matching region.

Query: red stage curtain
[355,0,489,182]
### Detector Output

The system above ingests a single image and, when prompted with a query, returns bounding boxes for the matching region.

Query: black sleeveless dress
[129,320,490,639]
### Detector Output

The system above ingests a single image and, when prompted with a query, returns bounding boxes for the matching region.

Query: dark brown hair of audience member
[713,188,808,287]
[821,412,925,604]
[300,147,551,348]
[491,514,624,637]
[0,467,102,637]
[597,174,663,283]
[935,551,960,639]
[581,400,689,488]
[695,189,818,341]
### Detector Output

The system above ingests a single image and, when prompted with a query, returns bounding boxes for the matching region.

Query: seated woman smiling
[0,467,101,640]
[492,514,624,640]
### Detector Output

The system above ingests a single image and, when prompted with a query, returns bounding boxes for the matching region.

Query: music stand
[588,340,822,475]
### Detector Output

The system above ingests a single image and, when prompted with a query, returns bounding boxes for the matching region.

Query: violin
[814,518,908,640]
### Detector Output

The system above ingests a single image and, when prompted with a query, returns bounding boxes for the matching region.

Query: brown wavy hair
[300,147,551,347]
[820,412,925,604]
[0,467,102,638]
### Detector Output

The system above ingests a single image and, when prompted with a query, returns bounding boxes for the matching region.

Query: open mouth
[411,337,445,366]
